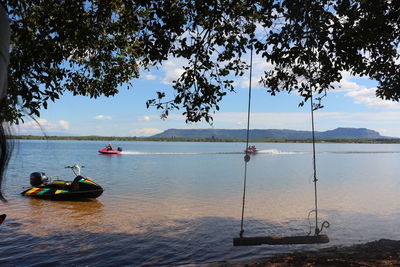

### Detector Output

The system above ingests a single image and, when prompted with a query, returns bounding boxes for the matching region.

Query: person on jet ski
[106,144,114,151]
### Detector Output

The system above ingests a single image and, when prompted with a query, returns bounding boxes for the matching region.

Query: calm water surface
[1,140,400,266]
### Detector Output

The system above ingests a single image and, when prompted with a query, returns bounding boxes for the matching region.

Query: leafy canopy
[2,0,399,123]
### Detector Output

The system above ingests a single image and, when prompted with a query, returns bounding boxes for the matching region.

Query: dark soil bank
[212,239,400,266]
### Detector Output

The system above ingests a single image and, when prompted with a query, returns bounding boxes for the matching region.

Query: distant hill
[152,127,389,139]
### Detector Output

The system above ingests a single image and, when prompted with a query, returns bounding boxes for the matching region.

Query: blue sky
[12,55,400,137]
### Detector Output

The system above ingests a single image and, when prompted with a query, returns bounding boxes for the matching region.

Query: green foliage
[2,0,399,123]
[5,0,143,122]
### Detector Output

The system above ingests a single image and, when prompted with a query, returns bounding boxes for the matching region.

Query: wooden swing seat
[233,234,329,246]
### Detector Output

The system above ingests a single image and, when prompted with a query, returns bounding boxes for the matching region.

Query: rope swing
[233,35,330,247]
[239,45,254,239]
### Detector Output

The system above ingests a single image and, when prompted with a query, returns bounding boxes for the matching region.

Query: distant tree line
[9,135,400,144]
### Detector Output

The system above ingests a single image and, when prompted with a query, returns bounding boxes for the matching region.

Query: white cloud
[329,71,400,110]
[320,111,400,125]
[213,112,311,130]
[13,118,71,134]
[239,76,265,89]
[94,115,112,120]
[332,72,365,92]
[59,120,70,130]
[129,128,163,137]
[236,121,244,127]
[225,53,275,89]
[161,59,186,85]
[21,118,49,130]
[345,88,400,109]
[145,74,157,80]
[139,115,151,121]
[159,52,272,89]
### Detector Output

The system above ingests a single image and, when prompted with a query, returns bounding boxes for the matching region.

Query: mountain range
[152,127,391,139]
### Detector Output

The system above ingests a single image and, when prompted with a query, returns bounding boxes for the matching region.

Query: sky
[12,54,400,138]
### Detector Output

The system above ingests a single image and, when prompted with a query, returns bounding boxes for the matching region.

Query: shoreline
[9,135,400,144]
[212,239,400,266]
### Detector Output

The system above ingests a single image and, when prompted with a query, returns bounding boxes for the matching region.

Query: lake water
[1,140,400,266]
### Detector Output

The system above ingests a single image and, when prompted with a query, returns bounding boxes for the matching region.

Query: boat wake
[121,151,240,155]
[256,149,305,155]
[120,149,305,155]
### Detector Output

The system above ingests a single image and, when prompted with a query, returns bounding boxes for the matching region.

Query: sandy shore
[211,239,400,266]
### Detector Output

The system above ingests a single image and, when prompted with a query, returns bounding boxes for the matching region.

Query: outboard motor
[30,172,48,186]
[117,147,122,152]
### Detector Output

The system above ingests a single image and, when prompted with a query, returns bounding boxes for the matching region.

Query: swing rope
[308,75,330,236]
[310,89,320,235]
[307,22,329,236]
[239,45,254,238]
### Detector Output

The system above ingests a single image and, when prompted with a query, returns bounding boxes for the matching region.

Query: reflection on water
[1,141,400,265]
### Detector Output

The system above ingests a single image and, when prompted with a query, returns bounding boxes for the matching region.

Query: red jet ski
[245,145,258,154]
[98,145,122,154]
